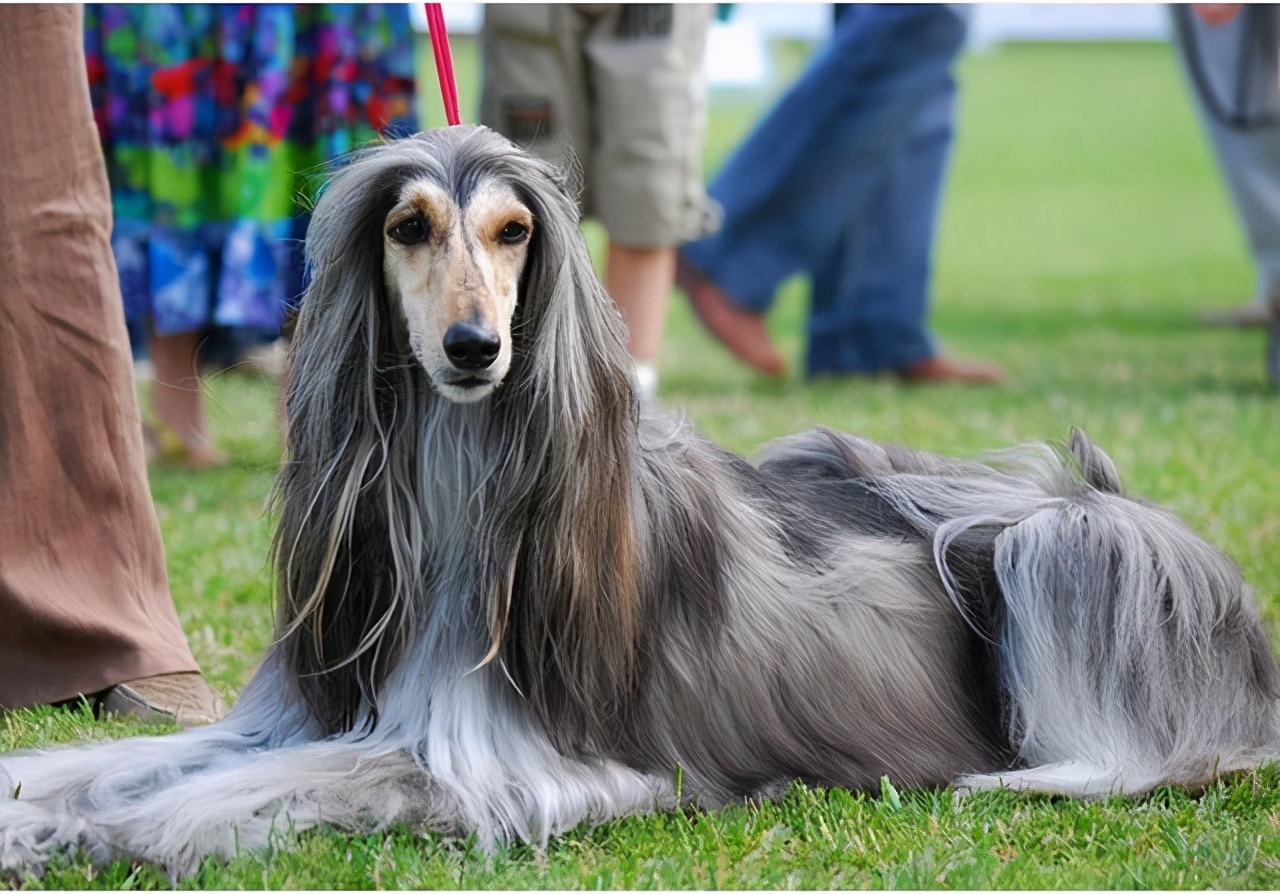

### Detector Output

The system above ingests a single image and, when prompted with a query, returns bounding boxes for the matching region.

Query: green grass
[6,38,1280,889]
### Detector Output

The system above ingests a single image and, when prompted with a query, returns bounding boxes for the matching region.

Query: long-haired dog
[2,125,1278,878]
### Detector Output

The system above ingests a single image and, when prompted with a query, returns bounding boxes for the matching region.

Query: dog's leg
[0,650,329,877]
[0,649,306,806]
[0,721,268,809]
[956,748,1280,800]
[87,740,455,878]
[1,738,460,879]
[0,798,104,875]
[0,721,258,877]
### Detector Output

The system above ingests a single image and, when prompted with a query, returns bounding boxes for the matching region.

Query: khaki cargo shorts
[480,3,720,247]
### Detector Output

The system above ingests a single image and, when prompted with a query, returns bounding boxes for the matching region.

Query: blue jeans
[682,5,967,375]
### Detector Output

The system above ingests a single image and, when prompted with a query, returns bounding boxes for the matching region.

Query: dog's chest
[381,645,673,841]
[416,409,497,556]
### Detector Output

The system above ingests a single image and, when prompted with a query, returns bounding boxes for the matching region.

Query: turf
[5,36,1280,889]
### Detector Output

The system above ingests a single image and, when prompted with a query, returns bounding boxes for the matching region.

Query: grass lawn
[6,36,1280,890]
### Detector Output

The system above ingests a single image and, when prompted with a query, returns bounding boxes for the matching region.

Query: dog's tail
[865,429,1280,796]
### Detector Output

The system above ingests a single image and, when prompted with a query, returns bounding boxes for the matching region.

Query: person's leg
[148,331,228,469]
[606,244,676,363]
[0,4,220,722]
[480,4,682,394]
[683,5,969,311]
[479,5,591,182]
[586,4,717,394]
[678,5,968,375]
[482,5,670,391]
[807,96,945,376]
[807,81,1003,382]
[1171,6,1280,325]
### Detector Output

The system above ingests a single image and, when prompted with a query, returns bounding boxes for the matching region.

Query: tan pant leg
[0,4,198,708]
[585,4,718,247]
[479,5,592,195]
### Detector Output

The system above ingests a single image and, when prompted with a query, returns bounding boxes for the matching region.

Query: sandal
[141,415,230,470]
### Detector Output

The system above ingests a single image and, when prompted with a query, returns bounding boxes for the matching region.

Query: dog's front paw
[0,798,110,877]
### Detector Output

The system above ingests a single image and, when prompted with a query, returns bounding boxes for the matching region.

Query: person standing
[85,4,419,464]
[1171,3,1280,384]
[678,4,1003,384]
[0,4,224,725]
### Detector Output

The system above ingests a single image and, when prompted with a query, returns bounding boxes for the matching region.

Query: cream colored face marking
[383,177,533,403]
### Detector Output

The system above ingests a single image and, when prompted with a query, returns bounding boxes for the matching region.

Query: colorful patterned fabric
[84,4,418,337]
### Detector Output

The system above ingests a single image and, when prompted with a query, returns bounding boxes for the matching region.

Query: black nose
[442,322,501,370]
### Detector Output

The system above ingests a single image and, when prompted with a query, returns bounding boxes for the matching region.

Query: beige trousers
[0,4,198,708]
[480,4,719,247]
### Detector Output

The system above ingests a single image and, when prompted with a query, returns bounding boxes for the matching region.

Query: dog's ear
[499,154,635,411]
[479,153,649,750]
[1067,428,1123,495]
[272,144,429,736]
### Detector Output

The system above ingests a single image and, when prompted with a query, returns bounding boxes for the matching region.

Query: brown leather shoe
[1198,303,1270,328]
[897,355,1005,385]
[676,256,786,376]
[96,672,228,728]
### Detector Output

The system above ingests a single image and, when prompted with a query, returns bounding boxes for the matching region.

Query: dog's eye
[389,217,429,245]
[498,222,529,245]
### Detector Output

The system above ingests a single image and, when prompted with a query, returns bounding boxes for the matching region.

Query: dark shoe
[90,672,228,728]
[676,255,786,376]
[1198,304,1270,328]
[897,355,1005,385]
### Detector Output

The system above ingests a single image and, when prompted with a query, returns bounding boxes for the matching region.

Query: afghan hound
[2,125,1278,878]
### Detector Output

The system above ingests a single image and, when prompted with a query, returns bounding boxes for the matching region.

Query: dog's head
[380,159,533,403]
[299,125,620,408]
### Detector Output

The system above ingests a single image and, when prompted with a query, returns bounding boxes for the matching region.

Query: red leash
[424,4,462,126]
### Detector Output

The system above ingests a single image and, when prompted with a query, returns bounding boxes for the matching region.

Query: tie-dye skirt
[84,4,419,339]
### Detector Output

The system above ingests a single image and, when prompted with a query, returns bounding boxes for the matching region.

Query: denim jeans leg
[808,198,872,374]
[807,84,956,375]
[681,5,968,314]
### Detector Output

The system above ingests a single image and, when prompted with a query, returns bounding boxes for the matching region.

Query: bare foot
[144,419,230,470]
[148,332,229,469]
[676,255,786,376]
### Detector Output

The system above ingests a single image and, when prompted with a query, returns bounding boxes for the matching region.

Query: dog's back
[725,426,1280,797]
[599,419,1011,802]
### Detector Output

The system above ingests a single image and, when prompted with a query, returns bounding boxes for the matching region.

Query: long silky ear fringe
[475,542,520,673]
[271,139,443,735]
